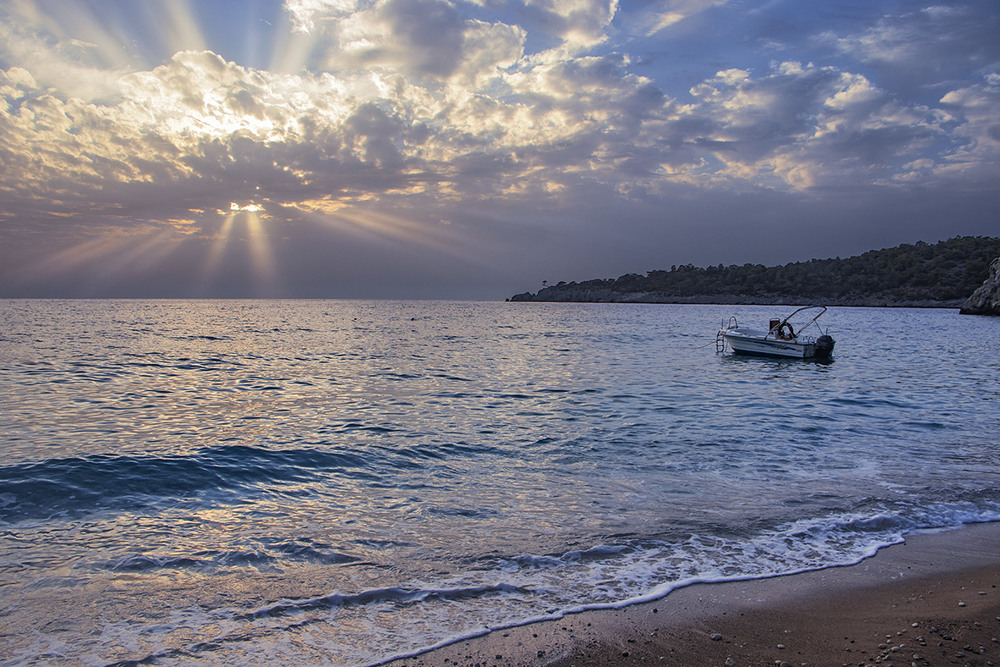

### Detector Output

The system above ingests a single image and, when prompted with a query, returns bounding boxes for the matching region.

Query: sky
[0,0,998,299]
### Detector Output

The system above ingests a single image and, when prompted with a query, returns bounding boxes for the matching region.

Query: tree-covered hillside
[509,236,1000,306]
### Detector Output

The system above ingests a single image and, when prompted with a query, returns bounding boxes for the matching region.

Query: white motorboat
[716,306,835,359]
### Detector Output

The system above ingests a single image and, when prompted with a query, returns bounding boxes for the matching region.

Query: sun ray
[48,2,137,71]
[201,211,238,283]
[89,229,182,283]
[12,226,183,294]
[160,0,208,55]
[1,0,144,97]
[243,209,277,287]
[329,206,454,251]
[198,201,278,293]
[22,235,131,281]
[268,23,322,74]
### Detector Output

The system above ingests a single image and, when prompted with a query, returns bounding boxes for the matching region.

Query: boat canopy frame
[777,305,829,338]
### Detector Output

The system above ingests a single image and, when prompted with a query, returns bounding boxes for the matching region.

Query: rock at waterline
[960,256,1000,316]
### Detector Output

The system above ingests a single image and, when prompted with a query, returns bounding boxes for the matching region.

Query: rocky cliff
[960,257,1000,315]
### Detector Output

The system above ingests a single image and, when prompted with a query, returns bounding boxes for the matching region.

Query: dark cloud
[383,0,465,77]
[820,3,1000,96]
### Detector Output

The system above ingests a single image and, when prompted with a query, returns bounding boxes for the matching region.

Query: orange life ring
[778,322,795,339]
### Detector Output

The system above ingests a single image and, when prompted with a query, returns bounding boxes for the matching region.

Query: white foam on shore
[5,504,998,667]
[370,504,1000,666]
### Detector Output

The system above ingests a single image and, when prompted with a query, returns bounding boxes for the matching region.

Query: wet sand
[388,522,1000,666]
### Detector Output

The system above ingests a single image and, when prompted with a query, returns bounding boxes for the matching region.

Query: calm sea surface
[1,299,998,665]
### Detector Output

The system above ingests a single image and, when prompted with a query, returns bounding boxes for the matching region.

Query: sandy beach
[389,522,1000,667]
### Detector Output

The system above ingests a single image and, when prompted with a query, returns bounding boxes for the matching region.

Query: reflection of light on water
[4,303,1000,665]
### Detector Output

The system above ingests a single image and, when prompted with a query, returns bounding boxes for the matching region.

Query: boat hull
[722,331,816,358]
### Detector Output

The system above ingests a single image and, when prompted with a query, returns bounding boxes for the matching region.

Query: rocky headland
[960,256,1000,315]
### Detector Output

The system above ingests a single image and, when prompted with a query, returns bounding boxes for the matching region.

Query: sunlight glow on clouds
[1,0,998,297]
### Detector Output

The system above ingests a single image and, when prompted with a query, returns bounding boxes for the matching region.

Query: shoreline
[387,522,1000,666]
[506,295,965,308]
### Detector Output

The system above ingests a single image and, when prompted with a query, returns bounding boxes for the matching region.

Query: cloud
[302,0,526,83]
[827,5,990,66]
[935,72,1000,184]
[310,0,466,77]
[5,0,986,218]
[0,33,986,237]
[285,0,362,31]
[675,61,957,189]
[818,2,1000,98]
[297,0,617,67]
[520,0,619,51]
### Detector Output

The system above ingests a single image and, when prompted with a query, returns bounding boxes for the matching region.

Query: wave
[99,541,361,573]
[241,582,528,620]
[0,445,371,523]
[0,438,509,524]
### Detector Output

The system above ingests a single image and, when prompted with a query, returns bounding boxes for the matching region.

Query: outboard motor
[814,334,835,358]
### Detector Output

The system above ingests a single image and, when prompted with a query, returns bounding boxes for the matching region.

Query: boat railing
[716,316,739,353]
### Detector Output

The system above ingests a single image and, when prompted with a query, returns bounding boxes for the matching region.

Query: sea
[1,299,998,666]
